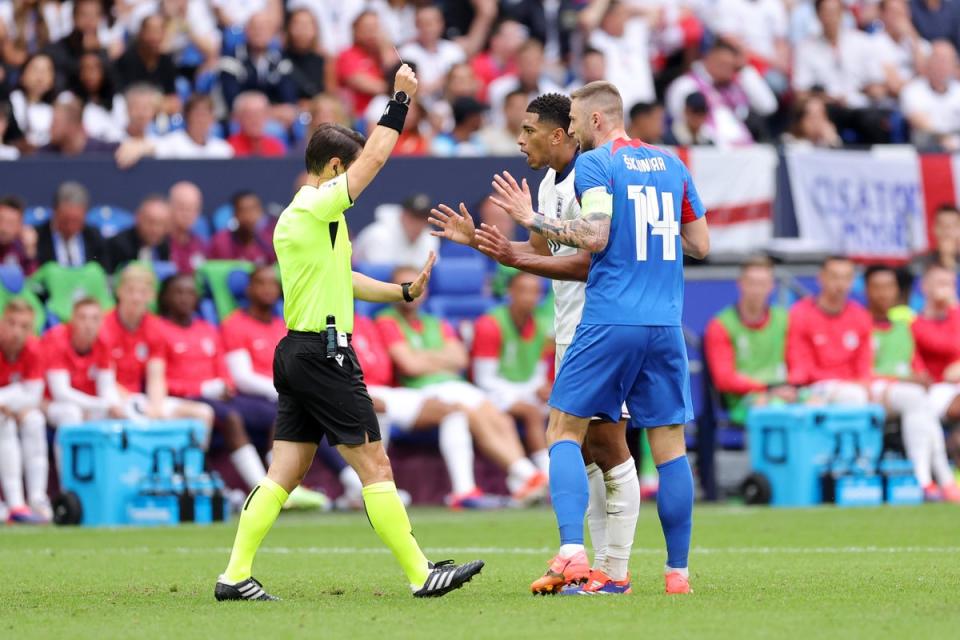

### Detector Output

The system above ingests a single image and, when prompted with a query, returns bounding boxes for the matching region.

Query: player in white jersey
[430,93,641,594]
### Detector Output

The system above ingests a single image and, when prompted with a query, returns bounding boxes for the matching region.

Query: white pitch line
[4,545,959,556]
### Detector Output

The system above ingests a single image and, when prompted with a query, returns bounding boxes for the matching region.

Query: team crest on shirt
[87,365,100,380]
[201,338,216,356]
[843,331,860,350]
[135,342,148,361]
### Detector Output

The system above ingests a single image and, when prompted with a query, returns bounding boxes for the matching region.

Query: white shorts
[555,343,630,422]
[368,385,426,431]
[46,402,105,427]
[419,380,489,411]
[126,394,193,419]
[928,383,960,419]
[488,384,541,412]
[806,380,869,405]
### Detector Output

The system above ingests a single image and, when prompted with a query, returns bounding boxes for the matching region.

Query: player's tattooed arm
[490,171,611,252]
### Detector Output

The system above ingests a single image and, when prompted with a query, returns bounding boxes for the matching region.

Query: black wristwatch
[401,282,414,302]
[393,91,411,106]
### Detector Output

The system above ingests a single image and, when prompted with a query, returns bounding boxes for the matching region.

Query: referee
[215,65,483,601]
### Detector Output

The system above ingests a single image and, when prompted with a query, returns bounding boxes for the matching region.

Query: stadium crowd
[5,0,960,162]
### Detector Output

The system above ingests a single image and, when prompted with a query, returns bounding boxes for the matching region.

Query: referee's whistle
[325,315,337,359]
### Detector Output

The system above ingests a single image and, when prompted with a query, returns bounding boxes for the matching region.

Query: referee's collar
[555,151,577,184]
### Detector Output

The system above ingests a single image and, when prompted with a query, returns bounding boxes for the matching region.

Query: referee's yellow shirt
[274,174,355,333]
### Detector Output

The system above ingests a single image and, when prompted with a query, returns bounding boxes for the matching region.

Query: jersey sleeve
[471,315,502,359]
[704,318,768,395]
[309,174,352,222]
[679,161,706,223]
[440,320,459,341]
[376,316,405,347]
[785,304,815,386]
[22,341,45,381]
[573,150,612,203]
[220,314,244,353]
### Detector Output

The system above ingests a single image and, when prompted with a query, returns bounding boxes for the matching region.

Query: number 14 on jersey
[627,185,679,262]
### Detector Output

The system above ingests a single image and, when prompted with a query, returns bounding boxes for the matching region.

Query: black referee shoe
[214,575,280,601]
[413,560,484,598]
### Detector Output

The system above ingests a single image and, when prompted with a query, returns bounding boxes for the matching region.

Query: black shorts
[272,330,381,446]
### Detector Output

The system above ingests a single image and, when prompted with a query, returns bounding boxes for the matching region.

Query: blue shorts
[550,324,693,427]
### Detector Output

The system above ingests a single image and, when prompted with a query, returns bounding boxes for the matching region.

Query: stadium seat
[0,264,45,334]
[425,294,495,325]
[429,258,488,296]
[353,262,395,284]
[23,206,51,227]
[227,269,251,309]
[152,261,178,284]
[86,205,135,239]
[29,262,114,324]
[198,298,219,325]
[355,300,389,318]
[212,204,235,232]
[196,260,254,321]
[438,240,477,258]
[192,215,212,242]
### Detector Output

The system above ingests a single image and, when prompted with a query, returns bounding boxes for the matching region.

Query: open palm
[429,202,477,246]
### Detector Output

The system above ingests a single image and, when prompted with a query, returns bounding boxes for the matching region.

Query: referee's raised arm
[345,64,419,202]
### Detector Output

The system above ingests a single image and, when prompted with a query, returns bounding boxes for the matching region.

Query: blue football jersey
[573,138,706,326]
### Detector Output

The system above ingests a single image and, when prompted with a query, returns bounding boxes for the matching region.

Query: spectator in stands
[874,0,930,98]
[105,194,172,272]
[44,297,124,429]
[354,193,439,265]
[666,39,777,146]
[156,273,268,491]
[470,19,524,100]
[487,39,561,128]
[307,93,351,129]
[431,96,489,156]
[0,299,48,522]
[0,103,19,159]
[115,14,180,116]
[44,0,115,86]
[479,87,526,155]
[913,264,960,468]
[588,0,656,116]
[284,8,330,103]
[709,0,790,89]
[704,255,793,424]
[786,255,872,404]
[0,0,57,69]
[865,264,960,502]
[291,0,365,57]
[566,47,606,93]
[663,92,715,146]
[901,40,960,151]
[38,93,117,156]
[394,99,431,156]
[100,264,215,429]
[627,101,666,144]
[36,181,106,267]
[781,94,842,148]
[167,180,208,273]
[213,0,283,29]
[335,11,397,118]
[793,0,891,144]
[119,83,160,142]
[910,0,960,54]
[378,266,548,504]
[116,94,234,167]
[209,190,276,264]
[220,11,297,127]
[471,271,551,474]
[9,52,55,149]
[912,204,960,273]
[428,62,481,133]
[227,91,286,157]
[368,0,417,47]
[0,195,37,274]
[399,5,466,100]
[132,0,221,74]
[70,50,124,143]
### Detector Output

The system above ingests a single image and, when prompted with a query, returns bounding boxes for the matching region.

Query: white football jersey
[538,165,585,345]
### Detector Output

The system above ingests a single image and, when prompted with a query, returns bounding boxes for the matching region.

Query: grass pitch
[2,504,958,640]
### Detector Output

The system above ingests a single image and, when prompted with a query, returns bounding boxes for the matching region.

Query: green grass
[2,505,959,639]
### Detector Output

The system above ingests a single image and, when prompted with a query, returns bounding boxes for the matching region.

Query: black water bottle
[325,315,337,359]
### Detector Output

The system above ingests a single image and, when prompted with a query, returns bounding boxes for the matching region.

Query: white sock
[665,565,689,577]
[901,409,934,486]
[602,458,640,581]
[585,462,608,570]
[20,410,48,505]
[339,466,364,500]
[0,417,26,509]
[929,420,956,487]
[229,444,267,490]
[506,458,537,494]
[531,449,550,474]
[438,411,476,496]
[559,543,585,558]
[376,413,392,452]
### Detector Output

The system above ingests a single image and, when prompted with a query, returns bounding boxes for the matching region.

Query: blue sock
[656,454,693,569]
[549,440,589,545]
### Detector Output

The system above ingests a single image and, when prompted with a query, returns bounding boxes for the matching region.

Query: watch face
[395,91,409,104]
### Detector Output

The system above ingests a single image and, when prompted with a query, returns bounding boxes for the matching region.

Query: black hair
[69,50,116,110]
[157,273,195,318]
[935,203,960,217]
[0,195,25,213]
[863,263,897,285]
[230,190,260,209]
[710,38,740,56]
[629,101,661,120]
[305,123,367,176]
[526,93,571,131]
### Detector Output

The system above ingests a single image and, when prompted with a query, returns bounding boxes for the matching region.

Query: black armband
[377,100,409,133]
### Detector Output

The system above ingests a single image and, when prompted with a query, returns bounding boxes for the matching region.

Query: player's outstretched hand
[407,251,436,299]
[429,202,476,246]
[394,63,419,99]
[490,171,535,227]
[476,223,517,266]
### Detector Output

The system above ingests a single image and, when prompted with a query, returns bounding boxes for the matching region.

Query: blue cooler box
[746,405,885,507]
[57,420,208,527]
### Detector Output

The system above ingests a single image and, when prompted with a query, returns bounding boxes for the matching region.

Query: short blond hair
[4,298,34,316]
[571,81,623,121]
[118,263,157,290]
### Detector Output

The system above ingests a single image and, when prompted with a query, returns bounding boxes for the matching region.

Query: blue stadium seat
[227,269,251,307]
[192,215,212,242]
[195,70,218,95]
[429,258,487,296]
[355,300,388,318]
[23,206,51,227]
[0,264,25,293]
[425,295,495,324]
[153,261,178,284]
[199,298,219,325]
[87,205,134,239]
[212,204,235,231]
[221,25,245,55]
[175,76,193,105]
[353,262,395,283]
[438,240,477,258]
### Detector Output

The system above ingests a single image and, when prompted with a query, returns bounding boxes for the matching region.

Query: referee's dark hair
[526,93,571,132]
[305,123,367,176]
